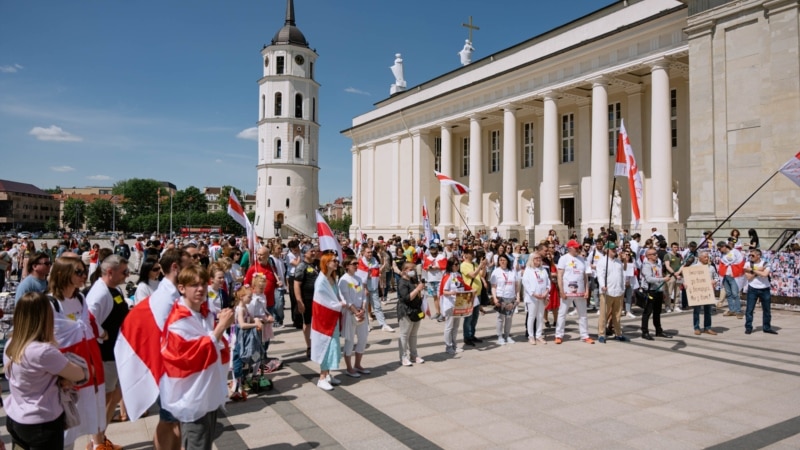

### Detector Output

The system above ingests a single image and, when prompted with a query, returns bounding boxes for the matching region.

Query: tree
[85,199,117,231]
[218,185,242,209]
[44,217,59,232]
[113,178,162,217]
[63,198,86,231]
[174,186,207,214]
[44,186,62,194]
[328,215,352,233]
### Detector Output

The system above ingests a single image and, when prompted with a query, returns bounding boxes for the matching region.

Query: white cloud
[236,127,258,141]
[0,64,23,73]
[87,175,112,181]
[50,165,75,172]
[215,159,223,163]
[29,125,83,142]
[344,87,370,96]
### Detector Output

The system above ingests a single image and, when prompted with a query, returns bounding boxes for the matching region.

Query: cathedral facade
[343,0,800,244]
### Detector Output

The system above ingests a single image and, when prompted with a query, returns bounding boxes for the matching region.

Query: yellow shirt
[460,261,482,296]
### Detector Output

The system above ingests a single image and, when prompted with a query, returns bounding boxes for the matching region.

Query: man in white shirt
[743,249,776,335]
[555,240,594,344]
[596,242,628,343]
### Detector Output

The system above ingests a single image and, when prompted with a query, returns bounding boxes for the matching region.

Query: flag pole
[446,192,472,237]
[694,169,781,250]
[604,177,618,289]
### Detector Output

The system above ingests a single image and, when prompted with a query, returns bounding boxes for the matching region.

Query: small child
[248,274,274,364]
[231,285,263,401]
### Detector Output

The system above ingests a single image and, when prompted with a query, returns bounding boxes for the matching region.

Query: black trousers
[287,276,301,328]
[6,413,65,450]
[641,290,664,335]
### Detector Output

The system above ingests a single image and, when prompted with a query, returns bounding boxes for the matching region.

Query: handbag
[59,387,81,430]
[407,301,424,322]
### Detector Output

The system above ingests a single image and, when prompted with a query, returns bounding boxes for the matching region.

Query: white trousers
[556,297,589,339]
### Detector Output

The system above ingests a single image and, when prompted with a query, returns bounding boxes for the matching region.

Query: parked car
[41,232,57,239]
[17,232,32,239]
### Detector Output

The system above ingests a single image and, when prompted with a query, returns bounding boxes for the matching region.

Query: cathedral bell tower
[255,0,320,238]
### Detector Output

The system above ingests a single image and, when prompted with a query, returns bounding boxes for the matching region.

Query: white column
[365,145,375,227]
[501,106,520,228]
[468,114,484,228]
[650,60,674,223]
[438,124,454,232]
[391,137,400,227]
[590,78,610,225]
[350,147,360,239]
[539,93,560,226]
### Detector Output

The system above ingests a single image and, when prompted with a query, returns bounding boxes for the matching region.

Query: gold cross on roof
[462,16,480,42]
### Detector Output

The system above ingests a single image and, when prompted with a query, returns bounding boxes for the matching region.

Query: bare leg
[344,354,354,373]
[154,421,181,450]
[354,352,364,370]
[105,386,122,426]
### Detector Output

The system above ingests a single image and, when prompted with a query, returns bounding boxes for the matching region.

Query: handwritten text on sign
[682,265,717,307]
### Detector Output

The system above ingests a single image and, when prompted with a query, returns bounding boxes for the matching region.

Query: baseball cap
[566,240,581,249]
[604,242,617,250]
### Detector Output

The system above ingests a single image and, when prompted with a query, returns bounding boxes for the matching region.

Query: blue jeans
[745,287,772,332]
[722,275,741,313]
[273,288,285,325]
[693,304,712,330]
[232,340,243,379]
[463,302,480,340]
[368,289,386,326]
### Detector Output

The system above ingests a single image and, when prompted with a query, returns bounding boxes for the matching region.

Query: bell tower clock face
[294,54,304,65]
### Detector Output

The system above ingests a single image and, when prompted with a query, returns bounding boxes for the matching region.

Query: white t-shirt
[745,260,770,289]
[521,266,550,302]
[490,267,517,299]
[557,253,587,297]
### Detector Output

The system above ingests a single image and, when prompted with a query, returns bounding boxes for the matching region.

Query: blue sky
[0,0,613,203]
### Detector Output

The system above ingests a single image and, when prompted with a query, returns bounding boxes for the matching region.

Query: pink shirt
[3,341,69,424]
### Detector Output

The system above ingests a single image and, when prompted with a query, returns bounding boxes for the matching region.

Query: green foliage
[63,198,86,231]
[85,199,118,231]
[328,215,352,233]
[44,187,62,194]
[44,217,59,232]
[174,186,207,214]
[218,185,242,209]
[112,178,162,217]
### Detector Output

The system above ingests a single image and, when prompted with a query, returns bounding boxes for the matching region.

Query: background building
[343,0,800,245]
[254,0,321,238]
[0,179,60,231]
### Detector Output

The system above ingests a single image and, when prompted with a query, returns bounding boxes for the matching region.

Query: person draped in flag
[358,247,394,332]
[716,241,745,318]
[422,243,447,321]
[439,257,470,355]
[338,256,371,378]
[48,256,114,450]
[114,248,192,450]
[311,252,346,391]
[161,266,233,450]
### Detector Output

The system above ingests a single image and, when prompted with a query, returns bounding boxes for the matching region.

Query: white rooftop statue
[390,53,406,95]
[459,40,474,66]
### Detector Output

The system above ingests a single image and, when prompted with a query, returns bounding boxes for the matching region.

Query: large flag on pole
[780,151,800,187]
[615,119,643,227]
[228,191,255,254]
[434,170,470,195]
[315,210,343,260]
[422,197,433,245]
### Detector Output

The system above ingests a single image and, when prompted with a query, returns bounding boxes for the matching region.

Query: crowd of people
[0,224,790,449]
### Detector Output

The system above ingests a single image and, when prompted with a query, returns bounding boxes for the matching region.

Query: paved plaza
[2,293,799,449]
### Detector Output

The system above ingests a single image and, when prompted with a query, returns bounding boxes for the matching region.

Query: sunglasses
[347,262,358,267]
[191,254,201,259]
[152,266,162,271]
[74,269,87,276]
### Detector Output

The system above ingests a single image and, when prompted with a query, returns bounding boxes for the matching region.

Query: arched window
[295,140,302,159]
[286,176,291,186]
[312,98,316,122]
[275,139,282,158]
[274,92,282,116]
[276,56,284,75]
[286,198,290,208]
[268,176,272,185]
[261,94,266,119]
[267,199,271,207]
[295,93,303,118]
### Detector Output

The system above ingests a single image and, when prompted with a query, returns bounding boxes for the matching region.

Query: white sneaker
[674,307,682,312]
[626,312,637,319]
[382,325,395,333]
[568,309,577,316]
[326,374,341,386]
[505,337,515,344]
[317,378,333,391]
[401,358,413,366]
[496,337,506,345]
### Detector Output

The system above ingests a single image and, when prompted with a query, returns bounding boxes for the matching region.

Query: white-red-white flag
[160,301,230,423]
[310,276,343,364]
[434,170,470,195]
[780,151,800,188]
[114,296,168,421]
[315,210,343,261]
[615,120,643,227]
[52,302,107,439]
[422,197,433,245]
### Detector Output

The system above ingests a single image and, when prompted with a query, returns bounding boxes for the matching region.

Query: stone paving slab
[2,298,799,449]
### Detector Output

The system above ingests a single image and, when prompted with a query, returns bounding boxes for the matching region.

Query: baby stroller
[237,326,272,394]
